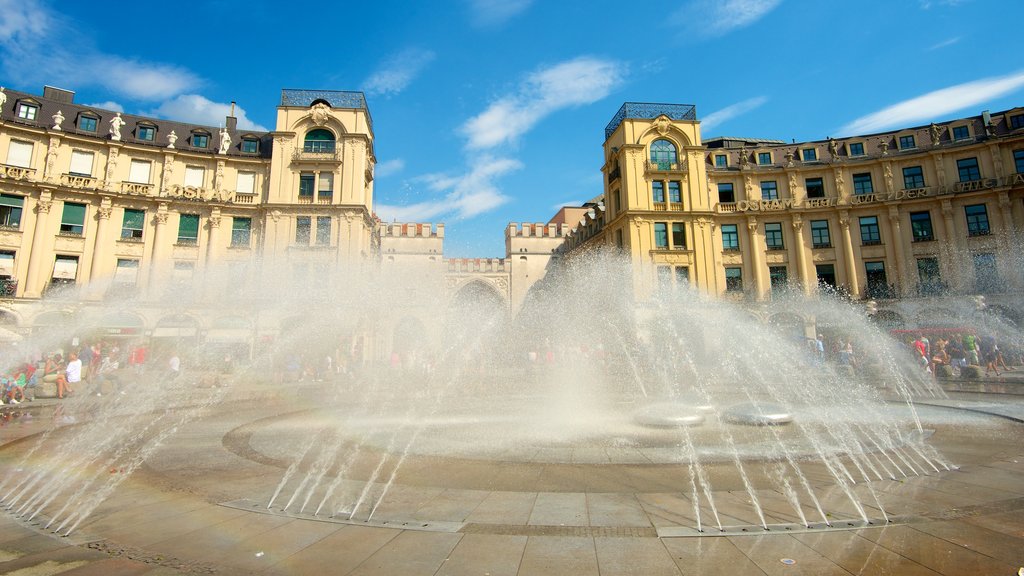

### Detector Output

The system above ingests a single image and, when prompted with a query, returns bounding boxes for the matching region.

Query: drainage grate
[218,499,466,533]
[657,517,894,538]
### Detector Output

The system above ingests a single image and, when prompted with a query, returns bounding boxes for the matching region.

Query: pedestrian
[168,352,180,380]
[63,352,82,398]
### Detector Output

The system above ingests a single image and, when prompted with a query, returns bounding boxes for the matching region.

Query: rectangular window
[910,211,934,242]
[69,150,94,176]
[848,142,865,156]
[675,266,689,285]
[917,257,942,295]
[318,172,333,196]
[78,116,97,132]
[654,222,668,248]
[657,266,672,292]
[725,267,743,292]
[241,138,259,153]
[128,160,151,184]
[952,125,970,141]
[898,135,916,149]
[671,222,685,248]
[801,148,817,162]
[184,166,205,188]
[718,183,735,203]
[865,261,889,298]
[811,219,831,248]
[236,171,255,194]
[902,166,925,189]
[231,217,251,247]
[173,261,195,283]
[121,209,145,240]
[764,222,784,250]
[616,229,623,249]
[192,134,208,148]
[299,173,315,196]
[295,216,311,244]
[805,177,825,198]
[852,172,873,195]
[114,259,139,285]
[816,263,836,289]
[721,224,739,251]
[177,214,199,244]
[973,253,999,292]
[859,216,881,245]
[0,194,24,228]
[0,251,14,279]
[1015,150,1024,174]
[138,126,155,141]
[760,180,778,200]
[757,152,772,165]
[965,204,990,236]
[714,154,727,168]
[52,255,78,282]
[652,181,665,203]
[60,202,86,235]
[6,140,32,168]
[316,216,332,246]
[668,181,681,203]
[1010,114,1024,129]
[769,266,788,290]
[17,104,37,120]
[956,157,981,182]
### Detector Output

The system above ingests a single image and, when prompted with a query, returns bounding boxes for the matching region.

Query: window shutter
[61,203,86,226]
[128,160,151,184]
[122,209,145,229]
[52,256,79,280]
[318,172,333,192]
[0,253,13,276]
[184,166,205,187]
[236,171,255,194]
[6,141,32,168]
[69,150,94,176]
[114,259,139,283]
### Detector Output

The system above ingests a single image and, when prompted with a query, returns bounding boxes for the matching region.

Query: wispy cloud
[375,159,405,179]
[552,200,582,211]
[919,0,968,8]
[150,95,267,131]
[838,71,1024,135]
[466,0,533,27]
[927,36,960,51]
[83,101,124,113]
[461,56,624,150]
[671,0,782,39]
[0,0,199,100]
[376,157,522,221]
[361,48,436,97]
[701,96,768,132]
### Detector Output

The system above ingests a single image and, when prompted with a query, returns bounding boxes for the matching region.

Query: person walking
[168,352,181,380]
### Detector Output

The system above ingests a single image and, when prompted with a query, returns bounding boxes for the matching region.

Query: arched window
[650,139,677,169]
[304,129,335,153]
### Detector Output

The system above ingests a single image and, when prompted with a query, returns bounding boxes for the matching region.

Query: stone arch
[769,312,805,338]
[0,307,23,327]
[636,122,692,150]
[392,316,428,358]
[983,304,1021,328]
[871,310,906,330]
[446,280,507,349]
[914,307,959,328]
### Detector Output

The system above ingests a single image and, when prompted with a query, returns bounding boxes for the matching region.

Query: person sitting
[0,373,25,404]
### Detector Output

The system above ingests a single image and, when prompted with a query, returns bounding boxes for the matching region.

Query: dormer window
[241,137,259,154]
[801,148,817,162]
[137,124,156,141]
[16,101,38,121]
[898,135,916,150]
[757,151,772,165]
[304,129,335,153]
[191,131,209,148]
[77,113,98,132]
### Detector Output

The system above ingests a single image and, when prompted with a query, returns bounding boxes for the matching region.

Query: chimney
[42,85,75,104]
[225,101,237,131]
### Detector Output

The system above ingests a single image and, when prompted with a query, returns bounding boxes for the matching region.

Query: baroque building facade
[560,102,1024,328]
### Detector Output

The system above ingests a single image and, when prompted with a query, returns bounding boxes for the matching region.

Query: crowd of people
[907,332,1015,377]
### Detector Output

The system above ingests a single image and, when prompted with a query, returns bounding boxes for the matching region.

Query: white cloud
[361,48,436,97]
[919,0,968,8]
[83,101,124,113]
[0,0,200,100]
[461,56,624,150]
[466,0,533,27]
[701,96,768,132]
[150,95,267,131]
[927,37,960,51]
[376,156,522,221]
[375,159,405,178]
[671,0,782,38]
[838,71,1024,135]
[552,200,582,210]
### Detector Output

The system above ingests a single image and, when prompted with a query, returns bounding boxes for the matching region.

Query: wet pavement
[0,382,1020,575]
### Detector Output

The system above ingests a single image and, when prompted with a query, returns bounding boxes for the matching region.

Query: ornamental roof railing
[280,89,373,130]
[604,102,697,140]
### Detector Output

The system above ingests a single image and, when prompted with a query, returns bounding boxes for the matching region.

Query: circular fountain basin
[632,402,707,427]
[721,402,794,425]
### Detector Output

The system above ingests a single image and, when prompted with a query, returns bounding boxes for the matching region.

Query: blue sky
[1,0,1023,256]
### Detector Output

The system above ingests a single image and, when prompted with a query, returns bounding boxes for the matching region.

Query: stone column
[24,193,54,298]
[839,210,860,297]
[747,216,766,300]
[206,209,222,265]
[886,206,907,296]
[997,192,1020,289]
[147,203,170,293]
[87,197,113,300]
[940,199,962,292]
[791,215,809,294]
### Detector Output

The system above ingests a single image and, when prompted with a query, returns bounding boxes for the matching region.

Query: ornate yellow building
[562,102,1024,326]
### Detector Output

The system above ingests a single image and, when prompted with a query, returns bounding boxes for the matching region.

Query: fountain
[0,249,1016,549]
